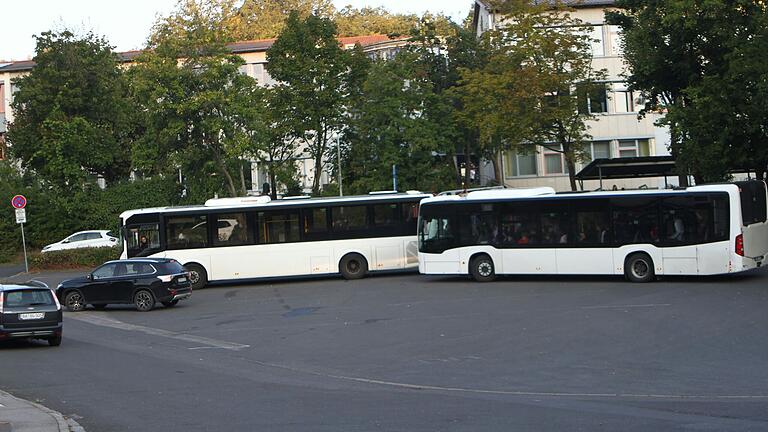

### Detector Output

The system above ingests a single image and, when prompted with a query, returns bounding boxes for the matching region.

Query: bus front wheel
[340,253,368,280]
[470,254,496,282]
[185,263,208,290]
[625,253,655,283]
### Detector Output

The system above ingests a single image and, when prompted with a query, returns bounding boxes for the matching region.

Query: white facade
[473,0,673,192]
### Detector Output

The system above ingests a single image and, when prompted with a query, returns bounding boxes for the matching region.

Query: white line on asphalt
[246,358,768,400]
[581,304,671,309]
[69,313,250,351]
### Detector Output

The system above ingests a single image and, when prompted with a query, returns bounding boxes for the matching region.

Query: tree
[606,0,766,182]
[266,11,367,194]
[452,1,605,191]
[131,6,261,197]
[344,51,456,194]
[7,31,132,190]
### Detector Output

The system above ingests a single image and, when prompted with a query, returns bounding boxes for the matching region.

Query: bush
[29,246,121,271]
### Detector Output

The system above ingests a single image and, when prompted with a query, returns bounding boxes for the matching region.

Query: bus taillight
[736,234,744,256]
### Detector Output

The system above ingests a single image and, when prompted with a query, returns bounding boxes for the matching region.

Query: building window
[618,139,651,158]
[588,25,605,57]
[542,145,567,175]
[613,83,645,113]
[608,25,623,56]
[578,85,608,114]
[505,147,537,177]
[0,83,4,114]
[587,140,611,161]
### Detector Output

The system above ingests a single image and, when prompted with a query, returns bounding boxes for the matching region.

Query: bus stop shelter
[575,156,678,190]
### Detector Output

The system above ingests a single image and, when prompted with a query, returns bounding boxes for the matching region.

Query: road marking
[238,358,768,400]
[69,313,249,351]
[581,304,671,309]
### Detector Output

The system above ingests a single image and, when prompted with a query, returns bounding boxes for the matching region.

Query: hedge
[29,246,122,271]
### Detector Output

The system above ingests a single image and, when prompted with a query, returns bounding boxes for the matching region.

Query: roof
[0,281,50,291]
[575,156,678,181]
[420,183,740,206]
[0,34,409,73]
[119,191,432,220]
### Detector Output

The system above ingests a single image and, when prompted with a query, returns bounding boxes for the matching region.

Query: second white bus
[120,192,429,288]
[418,181,768,282]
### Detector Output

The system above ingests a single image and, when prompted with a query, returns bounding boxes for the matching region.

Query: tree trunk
[493,151,503,187]
[566,157,578,191]
[670,126,689,187]
[212,147,238,197]
[239,161,247,196]
[269,162,278,200]
[463,139,472,192]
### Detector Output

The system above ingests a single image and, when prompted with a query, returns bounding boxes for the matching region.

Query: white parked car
[42,230,119,253]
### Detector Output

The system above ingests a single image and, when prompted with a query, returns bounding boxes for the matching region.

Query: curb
[0,390,85,432]
[25,398,85,432]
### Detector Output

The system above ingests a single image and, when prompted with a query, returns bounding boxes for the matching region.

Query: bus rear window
[738,181,767,226]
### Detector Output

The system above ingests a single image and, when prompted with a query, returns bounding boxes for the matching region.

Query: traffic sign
[15,208,26,224]
[11,195,27,209]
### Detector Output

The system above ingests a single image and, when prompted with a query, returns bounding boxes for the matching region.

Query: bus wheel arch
[469,253,496,282]
[624,252,655,283]
[339,253,368,280]
[184,262,208,289]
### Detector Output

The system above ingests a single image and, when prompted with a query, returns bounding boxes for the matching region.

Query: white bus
[119,192,429,289]
[418,181,768,282]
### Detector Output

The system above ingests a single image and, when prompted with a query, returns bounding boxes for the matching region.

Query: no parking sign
[10,194,29,272]
[11,194,26,209]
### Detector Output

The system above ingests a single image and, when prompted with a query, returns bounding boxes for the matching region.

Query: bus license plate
[19,312,45,320]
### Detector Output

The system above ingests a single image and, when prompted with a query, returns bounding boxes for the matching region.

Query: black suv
[56,258,192,312]
[0,282,63,346]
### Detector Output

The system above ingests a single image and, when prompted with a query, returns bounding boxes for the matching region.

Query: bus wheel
[340,253,368,280]
[625,253,655,283]
[185,263,208,290]
[470,254,496,282]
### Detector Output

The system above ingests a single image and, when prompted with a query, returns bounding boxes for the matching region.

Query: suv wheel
[64,291,85,312]
[48,334,62,347]
[134,290,155,312]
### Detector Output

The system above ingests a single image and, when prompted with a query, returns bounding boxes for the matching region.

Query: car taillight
[0,294,3,313]
[51,289,61,310]
[736,234,744,256]
[158,275,174,283]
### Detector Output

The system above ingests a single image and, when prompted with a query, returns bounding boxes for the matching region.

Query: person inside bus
[139,235,149,251]
[669,212,685,241]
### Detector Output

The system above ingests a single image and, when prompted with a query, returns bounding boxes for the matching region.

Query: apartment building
[473,0,672,191]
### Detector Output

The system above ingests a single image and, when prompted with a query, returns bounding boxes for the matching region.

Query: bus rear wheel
[470,254,496,282]
[185,263,208,290]
[625,253,655,283]
[340,253,368,280]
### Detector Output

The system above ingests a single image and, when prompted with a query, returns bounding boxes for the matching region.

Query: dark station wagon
[0,282,63,346]
[56,258,192,312]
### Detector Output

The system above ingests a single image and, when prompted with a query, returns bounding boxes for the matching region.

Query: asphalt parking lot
[2,269,768,431]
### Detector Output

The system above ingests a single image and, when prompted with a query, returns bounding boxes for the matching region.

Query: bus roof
[420,184,740,206]
[120,191,432,220]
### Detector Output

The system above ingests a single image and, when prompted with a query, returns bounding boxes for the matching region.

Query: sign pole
[20,222,28,273]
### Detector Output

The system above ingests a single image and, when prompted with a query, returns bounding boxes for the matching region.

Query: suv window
[93,263,117,280]
[4,289,55,307]
[159,261,186,274]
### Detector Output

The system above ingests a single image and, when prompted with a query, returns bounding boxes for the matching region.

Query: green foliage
[7,31,132,190]
[0,158,181,263]
[131,10,263,197]
[267,12,368,194]
[344,52,457,195]
[606,0,768,181]
[29,247,121,271]
[452,2,605,190]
